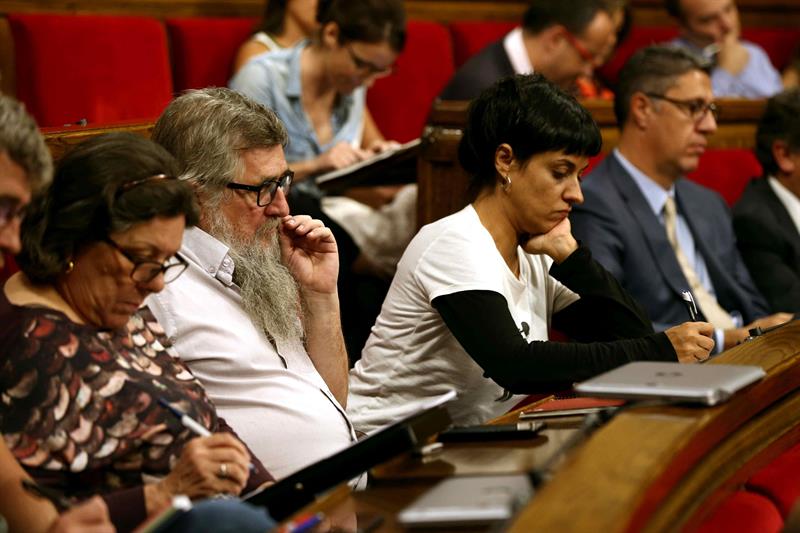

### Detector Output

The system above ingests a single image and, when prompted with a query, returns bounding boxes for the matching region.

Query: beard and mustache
[205,213,305,344]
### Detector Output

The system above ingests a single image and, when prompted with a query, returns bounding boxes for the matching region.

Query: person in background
[733,89,800,313]
[665,0,782,98]
[149,88,355,480]
[439,0,618,100]
[571,46,791,355]
[576,0,632,99]
[0,94,115,533]
[232,0,319,74]
[781,45,800,89]
[348,73,714,434]
[1,132,274,532]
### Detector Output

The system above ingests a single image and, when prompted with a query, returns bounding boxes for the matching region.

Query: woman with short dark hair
[0,133,273,532]
[348,74,714,433]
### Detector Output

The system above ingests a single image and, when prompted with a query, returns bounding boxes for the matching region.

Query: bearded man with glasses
[149,88,356,480]
[571,45,792,355]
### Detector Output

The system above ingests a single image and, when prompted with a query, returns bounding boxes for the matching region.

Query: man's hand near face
[715,29,749,76]
[279,214,349,405]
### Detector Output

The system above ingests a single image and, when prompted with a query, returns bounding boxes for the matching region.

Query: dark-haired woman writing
[348,74,714,432]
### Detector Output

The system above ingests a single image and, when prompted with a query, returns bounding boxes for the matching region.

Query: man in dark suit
[439,0,617,100]
[734,89,800,313]
[571,45,791,353]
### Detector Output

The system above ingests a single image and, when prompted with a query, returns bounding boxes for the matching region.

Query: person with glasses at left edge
[571,45,792,355]
[0,132,276,532]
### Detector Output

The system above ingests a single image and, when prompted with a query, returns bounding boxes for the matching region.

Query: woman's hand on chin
[521,217,578,263]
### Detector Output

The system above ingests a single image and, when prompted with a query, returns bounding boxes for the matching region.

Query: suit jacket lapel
[757,179,800,253]
[605,157,689,296]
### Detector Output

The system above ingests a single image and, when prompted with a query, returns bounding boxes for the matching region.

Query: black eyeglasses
[345,45,393,75]
[104,237,188,284]
[226,169,293,207]
[644,93,720,123]
[0,197,26,227]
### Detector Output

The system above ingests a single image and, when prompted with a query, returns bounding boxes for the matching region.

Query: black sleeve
[549,246,656,341]
[432,262,677,394]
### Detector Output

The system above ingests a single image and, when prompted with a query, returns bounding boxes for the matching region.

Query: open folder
[315,138,421,194]
[244,390,455,521]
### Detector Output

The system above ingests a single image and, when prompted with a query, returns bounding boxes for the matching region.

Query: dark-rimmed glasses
[0,197,26,227]
[104,237,188,284]
[345,44,393,75]
[644,93,720,123]
[226,169,294,207]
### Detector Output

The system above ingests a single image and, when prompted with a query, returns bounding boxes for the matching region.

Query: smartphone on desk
[437,421,545,442]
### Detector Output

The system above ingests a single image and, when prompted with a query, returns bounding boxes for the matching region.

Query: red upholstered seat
[8,13,173,128]
[166,17,258,92]
[367,20,455,143]
[696,491,783,533]
[741,28,800,71]
[598,26,679,89]
[687,148,762,206]
[448,21,517,68]
[747,442,800,518]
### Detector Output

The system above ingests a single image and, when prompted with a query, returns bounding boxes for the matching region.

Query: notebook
[574,361,765,406]
[244,390,455,521]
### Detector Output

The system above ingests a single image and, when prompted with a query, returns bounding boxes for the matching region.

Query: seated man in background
[439,0,617,100]
[665,0,782,98]
[734,89,800,313]
[571,45,791,354]
[149,88,355,479]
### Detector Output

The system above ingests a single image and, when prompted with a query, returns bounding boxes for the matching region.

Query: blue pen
[158,398,256,473]
[289,512,324,533]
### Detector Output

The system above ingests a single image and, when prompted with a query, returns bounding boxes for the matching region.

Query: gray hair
[0,95,52,193]
[614,45,711,126]
[152,88,288,206]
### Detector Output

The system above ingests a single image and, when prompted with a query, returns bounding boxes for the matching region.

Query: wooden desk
[418,98,766,227]
[42,120,154,162]
[294,320,800,532]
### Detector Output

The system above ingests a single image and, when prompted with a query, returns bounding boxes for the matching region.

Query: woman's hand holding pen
[144,434,251,515]
[665,322,715,363]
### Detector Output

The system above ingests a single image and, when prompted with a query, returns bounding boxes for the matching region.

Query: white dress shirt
[503,27,534,75]
[147,227,355,479]
[768,176,800,235]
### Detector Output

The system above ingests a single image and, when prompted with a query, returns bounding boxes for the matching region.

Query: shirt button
[207,266,216,274]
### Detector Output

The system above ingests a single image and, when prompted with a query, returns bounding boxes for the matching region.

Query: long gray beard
[206,215,304,344]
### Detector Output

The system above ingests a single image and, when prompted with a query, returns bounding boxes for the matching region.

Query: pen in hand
[158,398,256,473]
[680,290,698,321]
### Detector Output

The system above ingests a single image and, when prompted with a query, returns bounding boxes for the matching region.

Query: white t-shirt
[347,205,579,433]
[147,227,355,479]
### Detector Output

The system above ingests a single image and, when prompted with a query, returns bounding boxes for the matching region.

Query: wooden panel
[418,98,765,227]
[42,121,154,162]
[0,17,13,96]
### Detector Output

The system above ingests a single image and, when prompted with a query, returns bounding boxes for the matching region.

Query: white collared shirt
[147,227,355,479]
[503,27,533,75]
[768,176,800,235]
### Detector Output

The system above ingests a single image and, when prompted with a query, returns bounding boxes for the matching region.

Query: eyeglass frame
[103,236,189,284]
[225,169,294,207]
[0,197,27,228]
[562,30,602,67]
[644,92,720,123]
[345,44,394,75]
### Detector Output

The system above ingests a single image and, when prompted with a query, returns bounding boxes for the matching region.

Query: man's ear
[494,143,515,177]
[773,140,797,176]
[321,21,340,48]
[629,92,652,130]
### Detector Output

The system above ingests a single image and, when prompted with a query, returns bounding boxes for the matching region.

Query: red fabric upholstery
[9,13,173,128]
[696,491,783,533]
[448,21,517,68]
[166,17,258,92]
[741,28,800,71]
[686,148,762,206]
[598,26,679,89]
[367,20,455,143]
[747,442,800,518]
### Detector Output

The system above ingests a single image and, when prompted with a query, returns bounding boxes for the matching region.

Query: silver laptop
[397,474,533,528]
[574,361,765,406]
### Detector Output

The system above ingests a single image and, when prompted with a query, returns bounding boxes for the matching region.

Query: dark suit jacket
[439,39,515,101]
[733,178,800,313]
[570,155,769,331]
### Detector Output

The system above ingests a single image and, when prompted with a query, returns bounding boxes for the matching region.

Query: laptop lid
[574,362,765,406]
[244,391,455,521]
